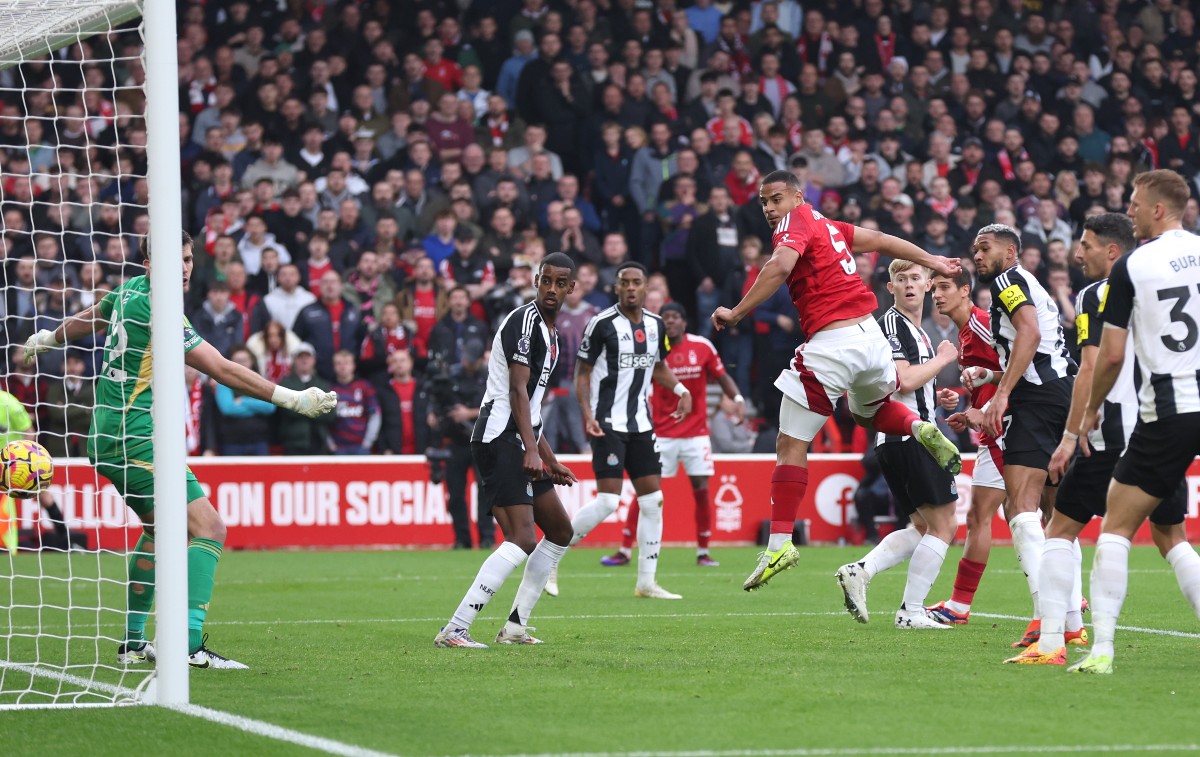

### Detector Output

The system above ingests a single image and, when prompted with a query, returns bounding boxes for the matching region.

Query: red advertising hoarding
[11,454,1200,551]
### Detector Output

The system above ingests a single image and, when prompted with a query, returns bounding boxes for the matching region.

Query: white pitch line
[481,746,1200,757]
[8,609,1200,639]
[172,704,399,757]
[0,659,137,697]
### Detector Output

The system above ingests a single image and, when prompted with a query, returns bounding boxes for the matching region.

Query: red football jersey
[960,305,1002,447]
[772,204,877,336]
[651,334,726,438]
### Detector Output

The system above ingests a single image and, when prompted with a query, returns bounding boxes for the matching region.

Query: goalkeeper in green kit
[23,231,337,669]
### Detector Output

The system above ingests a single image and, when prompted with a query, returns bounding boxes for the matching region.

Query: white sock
[1037,538,1075,651]
[1009,511,1046,617]
[570,493,621,546]
[860,526,922,580]
[910,419,924,437]
[505,539,568,634]
[449,542,527,631]
[1165,542,1200,616]
[1090,533,1132,659]
[901,534,949,610]
[1066,539,1084,633]
[619,546,632,557]
[637,491,664,587]
[767,531,791,551]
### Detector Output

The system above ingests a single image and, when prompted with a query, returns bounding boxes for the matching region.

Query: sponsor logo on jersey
[620,353,657,369]
[998,284,1027,311]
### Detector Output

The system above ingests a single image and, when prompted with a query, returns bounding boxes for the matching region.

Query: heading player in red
[711,169,963,591]
[927,269,1006,624]
[601,303,746,568]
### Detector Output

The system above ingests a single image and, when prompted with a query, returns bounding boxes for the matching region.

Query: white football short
[972,443,1005,491]
[657,435,714,477]
[776,318,899,442]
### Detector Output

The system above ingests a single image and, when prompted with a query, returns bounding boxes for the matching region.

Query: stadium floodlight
[0,0,188,709]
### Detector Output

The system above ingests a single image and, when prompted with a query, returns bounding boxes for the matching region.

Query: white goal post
[0,0,188,708]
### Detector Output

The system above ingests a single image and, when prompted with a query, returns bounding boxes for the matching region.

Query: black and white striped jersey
[1075,279,1135,452]
[472,301,558,448]
[877,306,936,446]
[989,265,1077,402]
[1101,229,1200,422]
[577,306,670,434]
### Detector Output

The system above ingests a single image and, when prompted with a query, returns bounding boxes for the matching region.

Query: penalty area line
[172,704,399,757]
[484,745,1200,757]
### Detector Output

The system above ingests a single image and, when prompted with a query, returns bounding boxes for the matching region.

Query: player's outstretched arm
[851,227,961,277]
[22,303,109,364]
[711,245,799,331]
[186,341,336,418]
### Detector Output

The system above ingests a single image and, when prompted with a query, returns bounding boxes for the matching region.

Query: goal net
[0,0,175,708]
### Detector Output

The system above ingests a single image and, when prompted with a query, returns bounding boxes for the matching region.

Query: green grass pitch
[3,545,1199,756]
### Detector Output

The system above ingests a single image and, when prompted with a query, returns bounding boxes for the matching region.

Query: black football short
[589,427,661,481]
[1056,448,1186,526]
[1112,414,1200,520]
[1002,400,1068,471]
[471,441,555,515]
[876,438,959,515]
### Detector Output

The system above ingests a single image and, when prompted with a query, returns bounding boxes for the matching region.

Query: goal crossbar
[0,1,142,70]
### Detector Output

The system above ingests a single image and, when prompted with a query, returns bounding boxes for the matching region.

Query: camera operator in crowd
[426,337,491,549]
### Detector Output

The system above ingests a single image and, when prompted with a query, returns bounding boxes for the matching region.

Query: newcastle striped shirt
[577,306,670,434]
[472,301,559,447]
[988,265,1076,402]
[877,306,937,446]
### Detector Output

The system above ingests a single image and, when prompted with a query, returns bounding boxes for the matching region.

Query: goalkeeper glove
[23,329,63,365]
[272,386,338,418]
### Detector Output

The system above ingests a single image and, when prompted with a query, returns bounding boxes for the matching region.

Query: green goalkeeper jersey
[88,275,205,462]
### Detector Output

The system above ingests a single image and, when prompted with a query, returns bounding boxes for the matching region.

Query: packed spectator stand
[3,0,1200,465]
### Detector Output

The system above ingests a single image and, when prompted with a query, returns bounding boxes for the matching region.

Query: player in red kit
[711,170,963,591]
[925,269,1007,624]
[601,303,747,568]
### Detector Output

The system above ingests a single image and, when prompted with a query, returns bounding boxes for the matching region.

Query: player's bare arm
[851,227,962,278]
[711,244,799,331]
[574,360,604,437]
[1078,323,1127,457]
[538,435,576,486]
[22,303,109,363]
[186,340,336,419]
[506,360,543,478]
[983,304,1040,437]
[652,359,692,421]
[895,340,957,394]
[1049,341,1098,482]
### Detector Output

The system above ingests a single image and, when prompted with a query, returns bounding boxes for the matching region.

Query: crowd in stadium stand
[3,0,1200,461]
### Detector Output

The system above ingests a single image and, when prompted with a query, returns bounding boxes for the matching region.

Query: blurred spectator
[246,320,298,384]
[377,349,429,456]
[293,270,366,380]
[276,342,334,455]
[344,250,396,325]
[190,281,242,357]
[40,350,93,458]
[711,395,755,453]
[426,337,490,549]
[359,301,411,381]
[329,349,381,455]
[427,286,489,374]
[184,364,218,457]
[260,263,316,332]
[395,256,448,362]
[214,345,275,456]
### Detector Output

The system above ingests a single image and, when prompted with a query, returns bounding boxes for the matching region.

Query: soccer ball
[2,440,55,497]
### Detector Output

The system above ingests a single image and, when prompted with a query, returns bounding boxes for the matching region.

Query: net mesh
[1,0,154,707]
